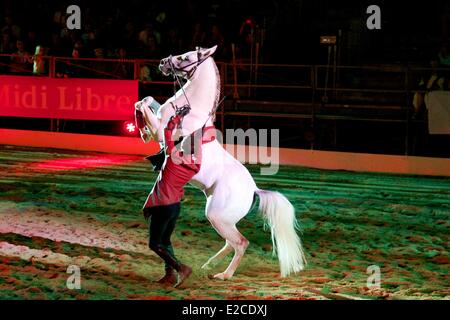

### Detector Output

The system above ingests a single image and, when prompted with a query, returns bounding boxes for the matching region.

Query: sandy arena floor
[0,145,449,300]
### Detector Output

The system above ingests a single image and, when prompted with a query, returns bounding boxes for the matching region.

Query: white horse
[135,46,306,280]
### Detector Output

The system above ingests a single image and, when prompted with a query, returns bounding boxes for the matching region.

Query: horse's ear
[199,45,218,58]
[208,45,218,55]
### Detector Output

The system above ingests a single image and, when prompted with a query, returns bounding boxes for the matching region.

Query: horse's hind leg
[207,215,249,280]
[215,225,249,280]
[201,240,232,270]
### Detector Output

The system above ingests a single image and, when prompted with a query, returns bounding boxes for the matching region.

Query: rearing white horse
[135,46,306,280]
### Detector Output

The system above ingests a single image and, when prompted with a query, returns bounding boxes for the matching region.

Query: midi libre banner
[0,76,138,120]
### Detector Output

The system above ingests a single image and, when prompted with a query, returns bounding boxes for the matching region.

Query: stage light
[124,121,137,135]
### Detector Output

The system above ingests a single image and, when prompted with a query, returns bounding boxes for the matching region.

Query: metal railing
[0,54,448,155]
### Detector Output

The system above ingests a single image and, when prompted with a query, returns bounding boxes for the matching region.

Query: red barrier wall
[0,129,160,155]
[0,76,138,120]
[1,129,449,177]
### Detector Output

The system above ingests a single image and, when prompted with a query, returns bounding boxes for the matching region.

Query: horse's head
[159,45,217,79]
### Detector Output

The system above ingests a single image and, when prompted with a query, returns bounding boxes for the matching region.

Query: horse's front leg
[201,241,233,270]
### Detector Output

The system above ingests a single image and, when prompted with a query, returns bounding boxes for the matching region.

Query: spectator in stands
[73,40,85,57]
[10,39,31,74]
[59,20,71,43]
[190,22,206,49]
[121,21,138,56]
[0,31,14,73]
[238,16,256,60]
[413,58,447,117]
[137,23,162,59]
[163,27,183,55]
[1,16,21,40]
[139,64,152,81]
[58,47,85,78]
[0,31,14,54]
[81,24,97,54]
[147,35,161,59]
[31,45,47,75]
[49,33,66,56]
[72,48,80,59]
[113,47,133,79]
[438,43,450,67]
[123,21,137,43]
[205,24,226,60]
[91,47,109,77]
[139,23,161,48]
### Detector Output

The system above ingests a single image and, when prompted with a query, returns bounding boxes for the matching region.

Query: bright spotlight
[124,121,137,135]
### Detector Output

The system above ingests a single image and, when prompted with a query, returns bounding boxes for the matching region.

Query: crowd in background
[0,1,257,78]
[0,0,449,80]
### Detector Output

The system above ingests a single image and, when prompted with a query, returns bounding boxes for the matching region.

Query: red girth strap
[201,126,216,144]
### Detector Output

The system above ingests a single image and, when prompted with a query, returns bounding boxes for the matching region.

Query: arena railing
[0,54,445,155]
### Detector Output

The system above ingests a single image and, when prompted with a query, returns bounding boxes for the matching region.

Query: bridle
[167,48,206,80]
[165,48,224,129]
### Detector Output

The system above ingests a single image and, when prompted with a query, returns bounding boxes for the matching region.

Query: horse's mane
[211,58,221,121]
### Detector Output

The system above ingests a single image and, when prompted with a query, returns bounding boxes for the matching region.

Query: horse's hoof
[213,272,231,280]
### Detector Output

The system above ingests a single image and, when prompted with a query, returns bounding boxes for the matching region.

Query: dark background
[1,0,448,65]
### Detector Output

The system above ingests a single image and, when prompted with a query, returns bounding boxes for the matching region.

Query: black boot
[157,246,177,285]
[157,267,177,285]
[150,244,192,288]
[148,203,191,287]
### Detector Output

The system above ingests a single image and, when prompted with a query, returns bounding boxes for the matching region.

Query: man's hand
[135,109,145,129]
[140,127,151,143]
[140,96,161,113]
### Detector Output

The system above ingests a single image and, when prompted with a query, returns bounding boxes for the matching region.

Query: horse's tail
[256,189,307,277]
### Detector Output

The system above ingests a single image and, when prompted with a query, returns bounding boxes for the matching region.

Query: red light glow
[29,155,142,171]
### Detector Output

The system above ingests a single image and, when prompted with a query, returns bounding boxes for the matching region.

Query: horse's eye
[177,56,183,61]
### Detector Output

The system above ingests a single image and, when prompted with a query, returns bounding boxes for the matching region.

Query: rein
[166,49,225,130]
[167,56,192,129]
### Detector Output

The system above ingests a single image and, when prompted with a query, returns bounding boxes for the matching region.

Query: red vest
[144,115,215,208]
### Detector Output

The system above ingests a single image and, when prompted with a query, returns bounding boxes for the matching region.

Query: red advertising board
[0,76,138,120]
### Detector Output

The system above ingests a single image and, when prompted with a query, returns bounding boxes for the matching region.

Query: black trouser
[144,203,181,272]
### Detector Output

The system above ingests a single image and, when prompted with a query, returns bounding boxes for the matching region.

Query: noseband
[167,49,207,80]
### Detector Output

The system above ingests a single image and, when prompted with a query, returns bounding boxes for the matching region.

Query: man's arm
[134,107,151,143]
[134,96,164,144]
[134,102,153,143]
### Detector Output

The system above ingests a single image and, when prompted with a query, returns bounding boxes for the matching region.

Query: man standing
[135,98,203,287]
